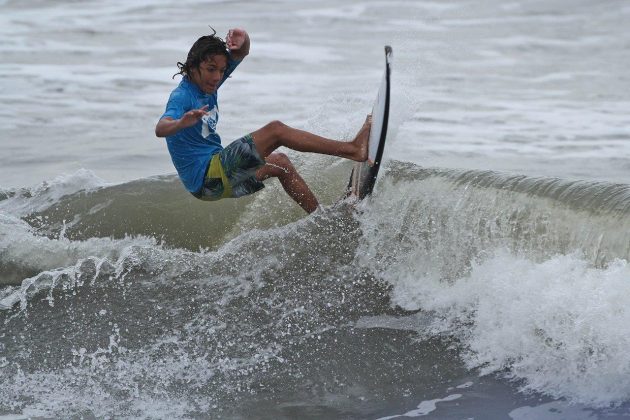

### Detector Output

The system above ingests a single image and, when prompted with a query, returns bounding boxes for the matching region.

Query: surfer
[156,27,371,213]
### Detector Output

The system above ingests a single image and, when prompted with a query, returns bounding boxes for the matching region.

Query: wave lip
[0,169,110,217]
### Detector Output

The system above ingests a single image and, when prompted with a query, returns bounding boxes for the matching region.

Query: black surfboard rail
[345,45,392,200]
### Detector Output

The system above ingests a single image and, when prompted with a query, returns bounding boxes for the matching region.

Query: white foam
[294,4,367,19]
[387,250,630,407]
[455,381,474,389]
[376,393,462,419]
[509,401,596,420]
[0,240,148,309]
[249,41,341,63]
[0,309,283,418]
[0,169,109,217]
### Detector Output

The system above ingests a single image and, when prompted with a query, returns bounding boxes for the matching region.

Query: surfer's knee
[265,152,295,177]
[277,153,296,172]
[264,120,288,138]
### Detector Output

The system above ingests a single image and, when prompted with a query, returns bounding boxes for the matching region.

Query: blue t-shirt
[160,57,240,193]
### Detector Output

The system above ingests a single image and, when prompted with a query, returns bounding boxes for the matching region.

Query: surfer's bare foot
[351,114,371,162]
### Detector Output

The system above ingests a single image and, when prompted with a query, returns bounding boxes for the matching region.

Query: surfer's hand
[178,105,209,129]
[226,28,250,60]
[155,105,208,137]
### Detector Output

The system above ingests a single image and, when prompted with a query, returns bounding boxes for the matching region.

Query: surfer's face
[190,55,228,94]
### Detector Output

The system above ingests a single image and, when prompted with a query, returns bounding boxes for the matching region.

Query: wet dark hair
[173,27,229,79]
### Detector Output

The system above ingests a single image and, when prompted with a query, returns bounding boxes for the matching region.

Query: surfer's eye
[204,66,225,74]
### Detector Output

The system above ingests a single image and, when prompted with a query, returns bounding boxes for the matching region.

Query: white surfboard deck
[346,46,392,200]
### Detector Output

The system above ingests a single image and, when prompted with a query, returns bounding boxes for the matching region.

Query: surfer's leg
[250,116,371,162]
[256,152,319,214]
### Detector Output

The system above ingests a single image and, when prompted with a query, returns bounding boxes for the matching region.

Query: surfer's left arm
[226,28,250,61]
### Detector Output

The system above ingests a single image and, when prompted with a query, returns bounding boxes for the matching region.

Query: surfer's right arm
[155,105,209,137]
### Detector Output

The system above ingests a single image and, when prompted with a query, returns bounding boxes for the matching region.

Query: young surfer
[156,27,371,213]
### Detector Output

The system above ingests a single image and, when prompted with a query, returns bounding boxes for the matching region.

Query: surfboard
[346,45,392,200]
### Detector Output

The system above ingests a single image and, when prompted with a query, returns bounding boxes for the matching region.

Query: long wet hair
[173,27,229,79]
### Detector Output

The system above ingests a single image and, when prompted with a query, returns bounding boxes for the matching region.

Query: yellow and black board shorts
[193,134,266,201]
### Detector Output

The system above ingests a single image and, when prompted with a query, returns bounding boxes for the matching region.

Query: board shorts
[193,134,266,201]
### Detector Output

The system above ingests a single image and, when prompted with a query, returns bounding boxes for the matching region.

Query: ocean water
[1,0,630,419]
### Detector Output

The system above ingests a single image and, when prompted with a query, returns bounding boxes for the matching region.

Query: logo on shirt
[201,105,219,138]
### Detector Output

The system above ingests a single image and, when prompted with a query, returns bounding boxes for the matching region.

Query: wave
[1,162,630,414]
[354,162,630,407]
[358,162,630,273]
[3,161,628,289]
